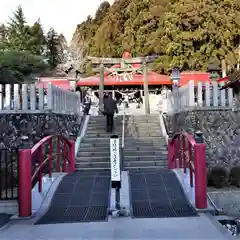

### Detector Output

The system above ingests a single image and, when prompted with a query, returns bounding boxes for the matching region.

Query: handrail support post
[18,149,32,217]
[194,143,207,209]
[69,140,76,172]
[168,139,174,169]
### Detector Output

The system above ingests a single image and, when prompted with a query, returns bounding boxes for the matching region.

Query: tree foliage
[46,28,62,68]
[0,50,48,83]
[0,5,67,83]
[71,0,240,74]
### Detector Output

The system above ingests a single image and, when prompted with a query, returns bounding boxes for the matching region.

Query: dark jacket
[104,98,118,115]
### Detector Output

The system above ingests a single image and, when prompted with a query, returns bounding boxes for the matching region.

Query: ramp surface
[129,169,198,218]
[36,170,110,225]
[0,213,12,228]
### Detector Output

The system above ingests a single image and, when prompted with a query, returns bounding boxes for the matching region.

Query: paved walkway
[0,214,231,239]
[0,172,234,240]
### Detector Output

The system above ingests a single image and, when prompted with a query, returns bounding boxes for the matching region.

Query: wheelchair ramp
[129,169,198,218]
[36,170,110,225]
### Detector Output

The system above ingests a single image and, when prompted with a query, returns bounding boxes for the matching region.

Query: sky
[0,0,107,43]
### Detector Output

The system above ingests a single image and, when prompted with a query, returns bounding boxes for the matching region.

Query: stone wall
[165,109,240,169]
[0,113,82,149]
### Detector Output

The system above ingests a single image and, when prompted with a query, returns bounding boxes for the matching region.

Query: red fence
[168,132,207,209]
[18,135,75,217]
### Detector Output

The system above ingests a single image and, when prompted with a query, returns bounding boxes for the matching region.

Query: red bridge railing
[18,136,76,217]
[168,131,207,209]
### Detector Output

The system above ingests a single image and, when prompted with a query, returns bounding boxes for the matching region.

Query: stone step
[76,167,111,171]
[126,116,158,120]
[88,119,122,125]
[78,146,110,152]
[82,136,121,141]
[123,156,168,162]
[78,145,167,153]
[85,133,120,138]
[124,139,166,145]
[124,133,162,137]
[75,156,110,162]
[126,121,160,125]
[125,122,160,128]
[88,123,121,127]
[123,151,168,157]
[79,142,111,148]
[124,136,165,140]
[76,161,167,170]
[79,142,166,150]
[125,124,160,128]
[76,162,110,169]
[88,119,158,124]
[77,150,168,158]
[86,127,122,132]
[86,129,160,135]
[87,128,122,133]
[80,138,166,146]
[124,161,167,168]
[75,160,167,169]
[124,146,167,151]
[77,151,110,158]
[82,136,166,142]
[124,166,167,170]
[127,121,159,123]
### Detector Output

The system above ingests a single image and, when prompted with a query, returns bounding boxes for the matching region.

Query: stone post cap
[20,136,29,141]
[194,130,203,143]
[20,135,30,149]
[168,130,173,138]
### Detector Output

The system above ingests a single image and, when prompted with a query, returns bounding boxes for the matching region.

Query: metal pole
[143,62,150,114]
[99,63,104,114]
[115,186,120,210]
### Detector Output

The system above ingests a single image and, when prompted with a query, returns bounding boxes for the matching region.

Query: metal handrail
[121,103,126,148]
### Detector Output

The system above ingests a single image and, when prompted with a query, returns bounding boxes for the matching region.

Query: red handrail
[18,135,76,217]
[168,132,207,209]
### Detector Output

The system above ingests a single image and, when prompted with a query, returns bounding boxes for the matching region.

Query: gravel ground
[208,187,240,217]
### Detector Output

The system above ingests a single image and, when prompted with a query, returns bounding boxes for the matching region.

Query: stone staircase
[123,115,168,170]
[76,114,168,171]
[75,115,122,170]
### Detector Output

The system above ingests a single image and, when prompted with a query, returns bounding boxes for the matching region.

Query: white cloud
[0,0,106,43]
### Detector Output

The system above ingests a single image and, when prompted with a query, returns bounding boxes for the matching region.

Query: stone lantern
[207,62,221,82]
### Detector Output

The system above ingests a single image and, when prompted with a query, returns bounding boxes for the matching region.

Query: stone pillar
[99,64,104,114]
[143,62,150,114]
[112,90,115,100]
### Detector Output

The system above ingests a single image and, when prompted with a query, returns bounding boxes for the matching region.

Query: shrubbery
[207,165,240,188]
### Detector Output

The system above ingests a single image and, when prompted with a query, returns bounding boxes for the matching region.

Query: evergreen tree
[0,24,7,49]
[46,28,61,68]
[6,5,31,51]
[28,19,46,55]
[0,50,48,83]
[157,0,240,72]
[71,0,240,73]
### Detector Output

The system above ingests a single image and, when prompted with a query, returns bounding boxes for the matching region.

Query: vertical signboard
[110,135,121,188]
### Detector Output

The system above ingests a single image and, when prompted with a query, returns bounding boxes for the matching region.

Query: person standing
[83,95,91,115]
[103,94,118,133]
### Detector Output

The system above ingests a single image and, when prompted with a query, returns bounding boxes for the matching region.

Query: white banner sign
[110,138,121,182]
